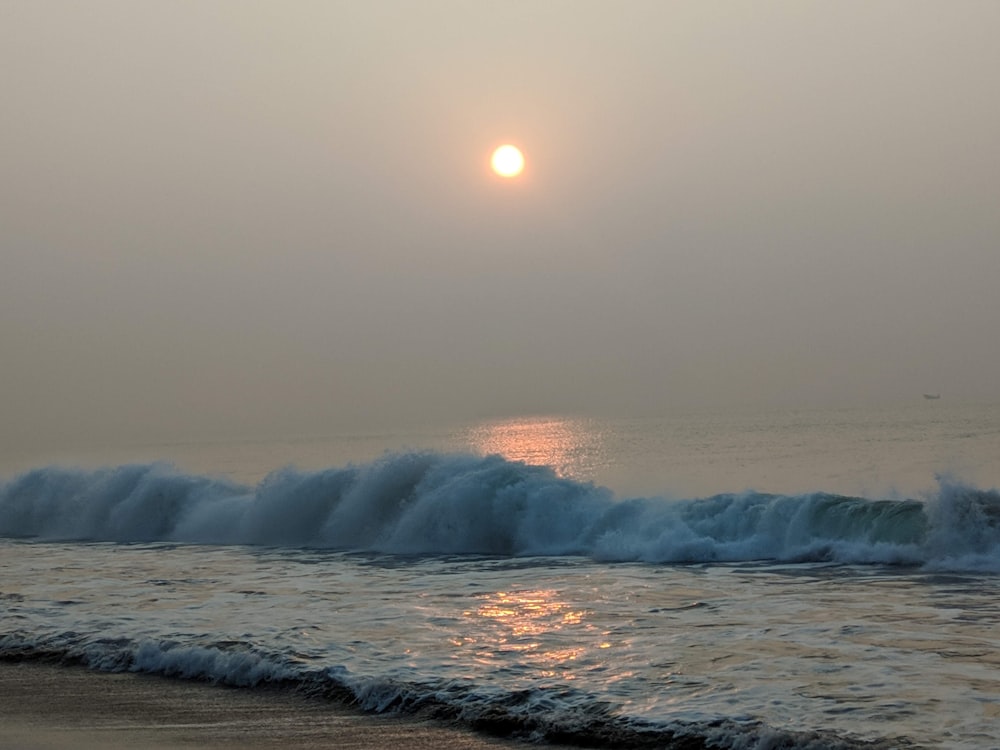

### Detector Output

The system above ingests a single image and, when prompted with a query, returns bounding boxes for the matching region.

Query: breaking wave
[1,453,999,570]
[0,631,913,749]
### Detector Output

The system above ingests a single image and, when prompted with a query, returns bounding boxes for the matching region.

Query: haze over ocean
[2,2,999,749]
[3,2,999,448]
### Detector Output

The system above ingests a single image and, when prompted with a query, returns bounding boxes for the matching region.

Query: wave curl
[2,453,999,569]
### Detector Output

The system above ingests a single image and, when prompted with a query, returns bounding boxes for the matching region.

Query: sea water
[2,403,999,748]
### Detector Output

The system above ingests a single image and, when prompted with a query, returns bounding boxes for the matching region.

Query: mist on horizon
[3,1,999,449]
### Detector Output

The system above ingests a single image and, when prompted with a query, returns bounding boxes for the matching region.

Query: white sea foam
[0,629,902,749]
[1,453,998,569]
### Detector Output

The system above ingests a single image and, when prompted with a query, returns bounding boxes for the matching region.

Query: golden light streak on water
[465,416,604,481]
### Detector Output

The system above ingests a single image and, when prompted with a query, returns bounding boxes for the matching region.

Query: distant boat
[923,393,941,400]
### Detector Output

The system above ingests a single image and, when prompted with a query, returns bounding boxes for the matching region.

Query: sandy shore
[0,662,522,749]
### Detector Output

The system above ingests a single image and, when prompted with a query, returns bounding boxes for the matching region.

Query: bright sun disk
[491,145,525,178]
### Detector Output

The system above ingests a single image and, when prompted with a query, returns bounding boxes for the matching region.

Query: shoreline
[0,661,522,749]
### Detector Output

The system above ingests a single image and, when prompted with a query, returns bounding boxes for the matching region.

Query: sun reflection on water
[462,589,599,679]
[465,416,604,481]
[456,420,612,680]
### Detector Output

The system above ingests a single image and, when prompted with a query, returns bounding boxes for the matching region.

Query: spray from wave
[1,453,998,569]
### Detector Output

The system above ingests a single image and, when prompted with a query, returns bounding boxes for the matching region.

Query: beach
[0,662,520,750]
[3,407,999,749]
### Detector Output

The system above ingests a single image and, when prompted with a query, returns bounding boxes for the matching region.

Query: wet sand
[0,662,521,749]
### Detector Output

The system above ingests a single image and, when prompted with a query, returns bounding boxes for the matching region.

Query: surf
[0,629,909,750]
[1,452,998,570]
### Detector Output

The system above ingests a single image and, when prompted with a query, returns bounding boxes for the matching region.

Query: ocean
[2,402,999,748]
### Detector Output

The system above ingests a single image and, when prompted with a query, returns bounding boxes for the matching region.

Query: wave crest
[2,453,999,569]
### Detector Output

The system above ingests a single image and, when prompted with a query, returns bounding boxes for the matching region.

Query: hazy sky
[3,1,999,448]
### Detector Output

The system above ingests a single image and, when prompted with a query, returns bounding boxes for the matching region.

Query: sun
[491,144,525,178]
